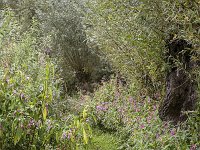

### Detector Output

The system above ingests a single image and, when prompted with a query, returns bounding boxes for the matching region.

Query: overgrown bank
[0,0,199,149]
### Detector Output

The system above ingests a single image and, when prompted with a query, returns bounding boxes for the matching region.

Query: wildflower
[140,124,145,129]
[62,132,67,139]
[20,93,25,100]
[96,105,107,111]
[147,116,151,124]
[101,102,109,105]
[190,144,197,150]
[68,132,72,139]
[96,105,102,110]
[147,97,151,103]
[28,119,35,128]
[153,105,157,110]
[170,129,176,136]
[129,97,133,103]
[36,120,42,129]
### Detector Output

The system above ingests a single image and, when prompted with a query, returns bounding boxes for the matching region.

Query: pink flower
[96,105,107,112]
[128,97,133,103]
[147,116,151,124]
[153,105,157,110]
[170,129,176,136]
[62,132,67,139]
[190,144,197,150]
[68,132,72,139]
[147,97,151,103]
[140,124,145,129]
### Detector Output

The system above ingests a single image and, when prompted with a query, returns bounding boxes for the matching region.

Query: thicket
[83,0,200,149]
[0,0,199,149]
[85,0,200,94]
[3,0,113,94]
[0,10,93,149]
[35,0,113,94]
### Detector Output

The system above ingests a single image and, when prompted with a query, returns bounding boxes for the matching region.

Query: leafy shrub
[35,0,113,94]
[0,12,93,150]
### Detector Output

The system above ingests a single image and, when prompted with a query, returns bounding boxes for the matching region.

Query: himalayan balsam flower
[147,97,151,103]
[62,132,67,139]
[20,93,25,100]
[153,105,157,110]
[28,119,35,128]
[170,129,176,136]
[68,132,72,139]
[190,144,197,150]
[147,116,152,124]
[96,105,107,111]
[140,124,145,129]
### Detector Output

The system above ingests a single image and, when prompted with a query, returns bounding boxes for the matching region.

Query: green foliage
[1,1,199,150]
[0,11,93,149]
[85,0,200,94]
[3,0,112,94]
[84,78,199,149]
[35,0,112,93]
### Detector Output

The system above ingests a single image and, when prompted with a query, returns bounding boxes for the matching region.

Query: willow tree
[3,0,109,93]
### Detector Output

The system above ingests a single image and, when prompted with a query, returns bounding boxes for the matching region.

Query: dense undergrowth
[0,1,200,150]
[0,13,93,149]
[83,79,200,149]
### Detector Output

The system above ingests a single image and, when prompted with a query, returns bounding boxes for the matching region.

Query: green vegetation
[0,0,199,150]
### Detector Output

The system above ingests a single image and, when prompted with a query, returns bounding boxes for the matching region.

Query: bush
[36,0,112,94]
[0,11,93,150]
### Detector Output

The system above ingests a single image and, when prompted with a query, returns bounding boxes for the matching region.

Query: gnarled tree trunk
[159,39,197,123]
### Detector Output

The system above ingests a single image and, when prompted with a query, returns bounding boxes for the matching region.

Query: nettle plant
[0,13,92,149]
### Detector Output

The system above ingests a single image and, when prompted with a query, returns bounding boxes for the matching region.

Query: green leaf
[42,106,47,121]
[82,108,87,119]
[14,128,22,145]
[76,120,80,128]
[83,128,88,144]
[56,132,59,143]
[31,145,36,150]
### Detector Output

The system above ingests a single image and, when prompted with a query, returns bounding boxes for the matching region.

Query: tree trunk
[159,39,197,123]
